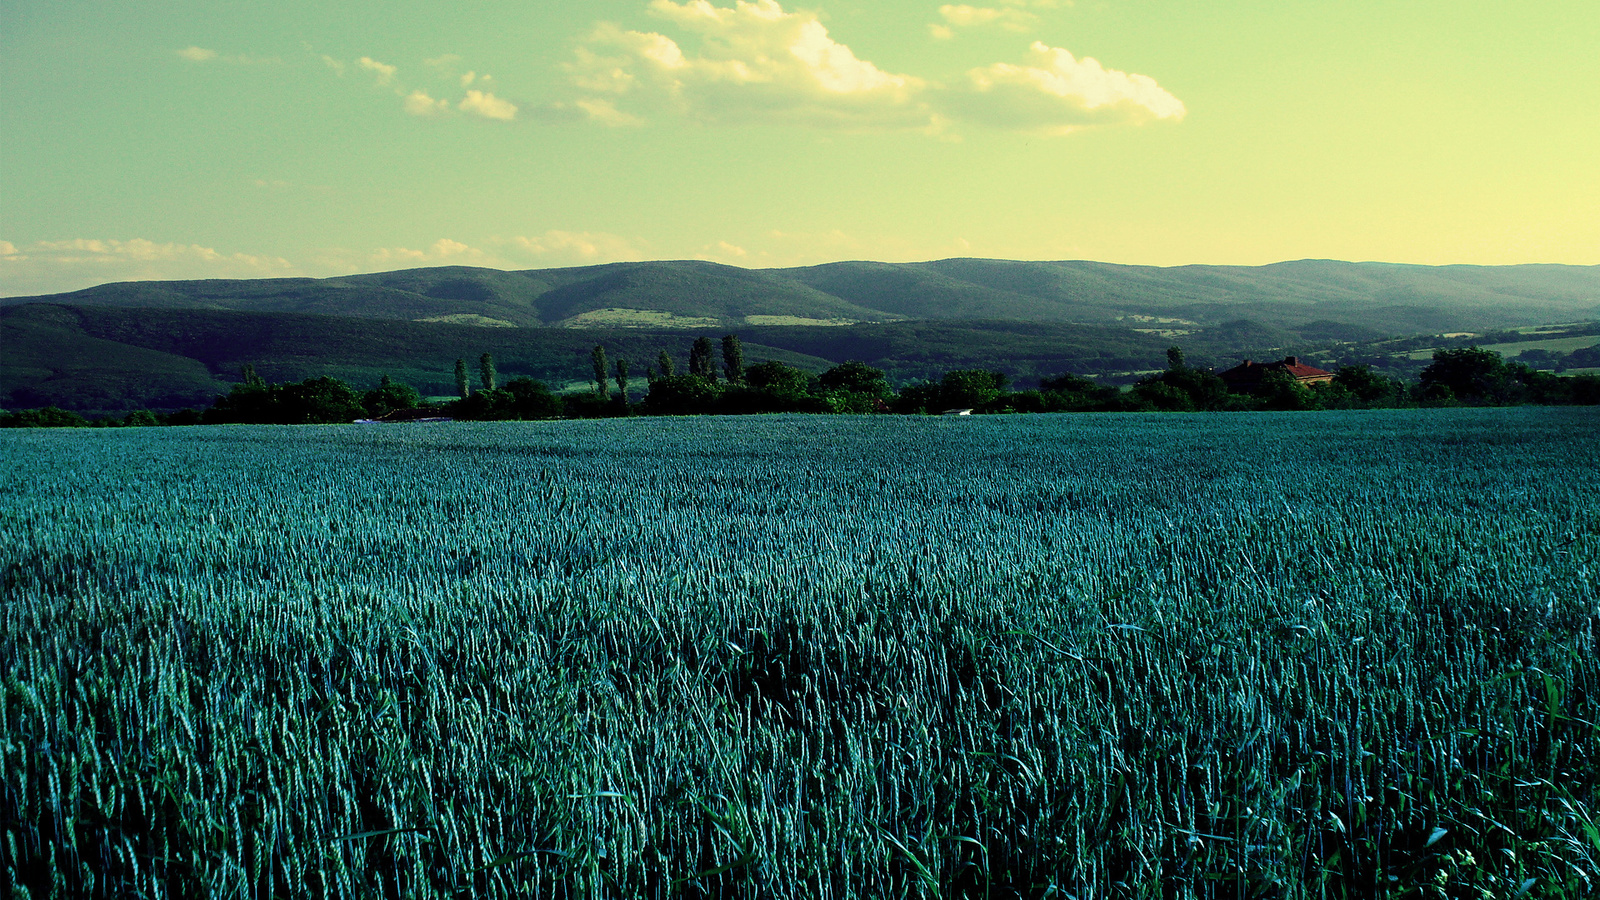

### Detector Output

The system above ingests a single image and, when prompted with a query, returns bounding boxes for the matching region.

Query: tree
[689,337,717,379]
[1332,365,1402,405]
[819,361,890,396]
[455,358,470,399]
[939,370,1008,410]
[479,353,497,392]
[1257,368,1320,411]
[615,358,631,407]
[241,363,265,388]
[1420,346,1510,403]
[1038,372,1118,411]
[1166,346,1186,370]
[722,334,745,384]
[641,374,723,415]
[592,345,610,398]
[362,376,422,417]
[658,350,676,378]
[0,407,89,428]
[503,378,563,419]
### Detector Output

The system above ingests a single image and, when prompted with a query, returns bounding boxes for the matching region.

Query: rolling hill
[3,258,1596,414]
[6,259,1596,332]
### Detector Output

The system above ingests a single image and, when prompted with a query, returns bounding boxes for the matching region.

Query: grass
[2,408,1597,898]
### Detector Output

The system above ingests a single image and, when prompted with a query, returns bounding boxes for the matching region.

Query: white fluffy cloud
[567,0,1180,135]
[567,0,930,129]
[176,46,218,62]
[948,41,1186,133]
[458,90,518,120]
[0,239,298,297]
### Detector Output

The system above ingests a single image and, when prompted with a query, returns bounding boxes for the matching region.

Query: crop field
[3,409,1598,898]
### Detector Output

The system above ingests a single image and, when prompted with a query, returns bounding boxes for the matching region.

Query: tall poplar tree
[454,358,470,399]
[689,337,716,379]
[615,359,630,406]
[722,334,745,384]
[592,345,610,398]
[658,350,676,378]
[479,353,497,392]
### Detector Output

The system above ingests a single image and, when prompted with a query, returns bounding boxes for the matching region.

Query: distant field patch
[413,314,517,327]
[560,308,722,329]
[743,315,860,326]
[1405,335,1600,360]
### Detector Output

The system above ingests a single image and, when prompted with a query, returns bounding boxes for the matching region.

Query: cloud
[458,90,518,120]
[697,240,748,261]
[508,231,646,266]
[946,41,1186,133]
[403,90,451,116]
[358,56,398,85]
[176,46,281,65]
[566,0,1177,136]
[368,238,508,268]
[566,0,931,130]
[936,5,1037,33]
[0,238,298,297]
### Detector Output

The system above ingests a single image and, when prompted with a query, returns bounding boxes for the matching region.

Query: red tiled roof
[1219,356,1333,383]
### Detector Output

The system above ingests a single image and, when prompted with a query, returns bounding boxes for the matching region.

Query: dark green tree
[504,378,564,419]
[939,370,1008,410]
[1258,368,1320,411]
[819,361,890,396]
[592,345,610,398]
[455,358,470,399]
[1166,346,1186,370]
[479,353,497,392]
[688,337,717,379]
[0,407,89,428]
[241,363,265,388]
[615,358,631,407]
[1420,346,1511,403]
[362,376,422,417]
[722,334,745,384]
[641,374,724,415]
[1332,364,1402,405]
[658,349,676,378]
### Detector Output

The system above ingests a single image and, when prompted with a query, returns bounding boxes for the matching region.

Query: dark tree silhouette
[479,353,497,392]
[592,345,610,398]
[722,334,745,384]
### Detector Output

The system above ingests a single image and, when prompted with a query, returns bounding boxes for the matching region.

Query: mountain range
[4,258,1597,414]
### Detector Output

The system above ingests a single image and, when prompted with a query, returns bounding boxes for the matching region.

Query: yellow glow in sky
[1,0,1595,295]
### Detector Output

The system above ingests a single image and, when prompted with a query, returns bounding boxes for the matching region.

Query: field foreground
[3,409,1598,898]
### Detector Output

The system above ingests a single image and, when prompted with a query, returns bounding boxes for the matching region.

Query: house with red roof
[1218,356,1334,392]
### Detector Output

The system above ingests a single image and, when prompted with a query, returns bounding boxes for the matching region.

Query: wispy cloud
[508,231,646,266]
[403,90,451,116]
[357,56,398,85]
[565,0,1178,136]
[0,238,298,297]
[175,46,281,65]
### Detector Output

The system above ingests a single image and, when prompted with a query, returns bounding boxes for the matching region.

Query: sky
[1,0,1596,296]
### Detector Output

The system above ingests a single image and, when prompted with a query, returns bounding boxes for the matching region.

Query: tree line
[3,340,1597,428]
